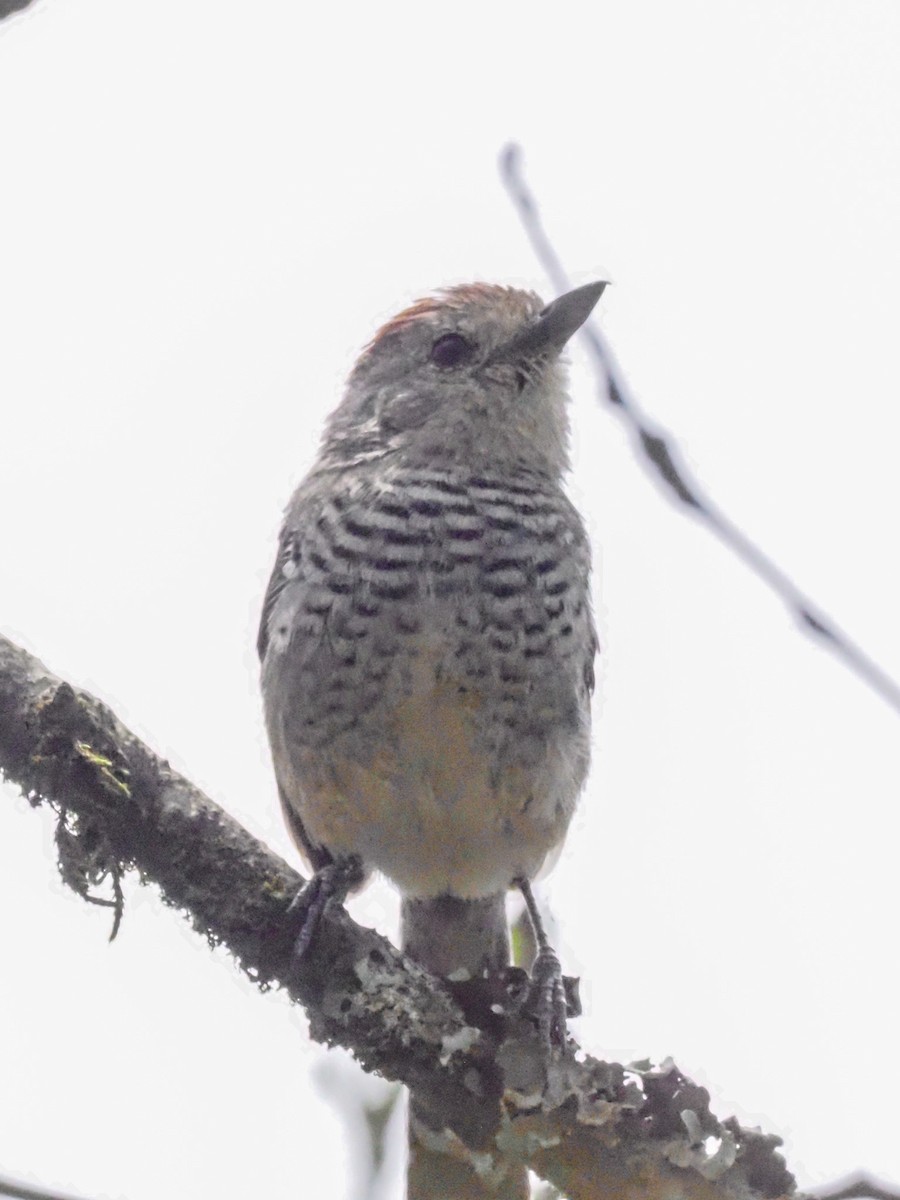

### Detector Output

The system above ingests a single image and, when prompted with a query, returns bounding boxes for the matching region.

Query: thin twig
[0,0,36,20]
[812,1172,900,1200]
[0,1174,87,1200]
[500,143,900,716]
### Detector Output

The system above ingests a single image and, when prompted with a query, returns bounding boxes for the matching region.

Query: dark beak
[501,280,607,361]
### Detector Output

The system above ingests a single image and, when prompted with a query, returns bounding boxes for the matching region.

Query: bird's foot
[514,877,580,1052]
[521,943,570,1050]
[286,855,364,959]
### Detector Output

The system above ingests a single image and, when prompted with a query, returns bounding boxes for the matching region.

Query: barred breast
[260,461,596,898]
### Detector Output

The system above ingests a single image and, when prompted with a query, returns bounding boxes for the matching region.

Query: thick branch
[1,631,798,1199]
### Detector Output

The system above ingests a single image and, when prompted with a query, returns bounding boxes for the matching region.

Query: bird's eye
[430,332,474,369]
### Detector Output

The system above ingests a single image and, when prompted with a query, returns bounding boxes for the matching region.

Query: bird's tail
[401,893,528,1200]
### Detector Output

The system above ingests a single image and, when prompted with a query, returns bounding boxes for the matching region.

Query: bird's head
[319,281,606,476]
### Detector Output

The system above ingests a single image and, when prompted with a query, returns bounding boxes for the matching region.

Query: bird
[258,281,603,1045]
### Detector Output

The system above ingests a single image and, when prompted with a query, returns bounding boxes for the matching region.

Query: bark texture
[1,631,799,1200]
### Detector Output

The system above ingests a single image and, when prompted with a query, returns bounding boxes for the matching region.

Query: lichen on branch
[0,632,797,1199]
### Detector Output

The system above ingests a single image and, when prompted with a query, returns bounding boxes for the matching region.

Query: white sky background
[1,1,899,1196]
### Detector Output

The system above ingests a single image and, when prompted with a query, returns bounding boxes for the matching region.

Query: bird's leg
[516,878,569,1050]
[286,854,365,959]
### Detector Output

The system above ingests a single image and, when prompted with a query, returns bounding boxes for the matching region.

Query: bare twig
[0,630,798,1200]
[0,0,36,20]
[0,1174,87,1200]
[500,143,900,716]
[813,1172,900,1200]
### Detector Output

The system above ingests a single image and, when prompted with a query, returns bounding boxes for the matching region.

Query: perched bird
[258,281,602,1034]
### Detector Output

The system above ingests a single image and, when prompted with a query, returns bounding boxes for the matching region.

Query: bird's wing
[257,527,301,661]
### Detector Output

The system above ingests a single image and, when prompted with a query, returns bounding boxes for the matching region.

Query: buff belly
[272,678,583,899]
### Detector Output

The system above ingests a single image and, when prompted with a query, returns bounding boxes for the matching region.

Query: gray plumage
[259,282,600,943]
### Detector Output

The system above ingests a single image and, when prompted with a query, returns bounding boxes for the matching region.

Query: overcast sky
[2,2,899,1197]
